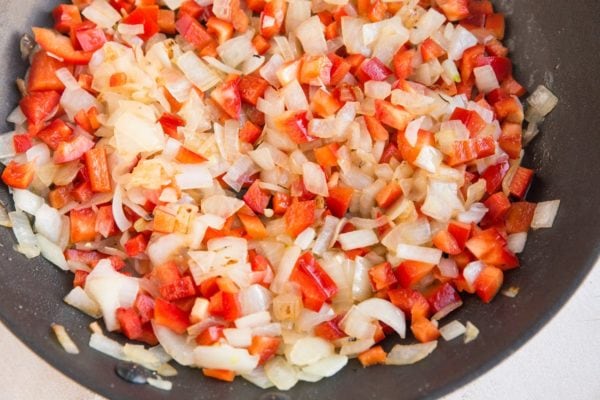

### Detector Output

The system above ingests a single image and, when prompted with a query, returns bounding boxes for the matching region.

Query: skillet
[0,0,599,399]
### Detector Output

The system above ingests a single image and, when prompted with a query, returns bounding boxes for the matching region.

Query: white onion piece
[338,229,379,251]
[364,80,391,100]
[285,0,311,33]
[438,257,459,278]
[397,244,442,265]
[0,131,16,158]
[118,23,145,36]
[55,68,80,90]
[51,324,79,354]
[302,354,348,377]
[474,65,500,94]
[421,180,463,222]
[235,311,271,329]
[286,337,334,366]
[313,215,339,255]
[212,0,232,20]
[439,320,466,341]
[7,107,26,125]
[464,321,480,343]
[224,328,253,347]
[123,344,162,371]
[242,367,274,389]
[238,285,272,316]
[9,211,40,258]
[507,232,528,254]
[414,145,443,173]
[357,298,406,339]
[448,26,478,60]
[13,189,43,215]
[531,200,560,229]
[176,51,221,92]
[194,345,258,373]
[34,204,63,243]
[150,323,195,367]
[265,356,299,391]
[147,378,172,391]
[294,227,316,250]
[60,88,100,120]
[0,204,11,228]
[302,162,329,197]
[295,16,327,55]
[82,0,121,29]
[295,303,335,332]
[112,186,132,232]
[175,164,213,190]
[385,341,438,365]
[458,202,488,224]
[463,261,484,286]
[64,287,102,318]
[201,195,244,219]
[339,337,374,356]
[340,306,376,339]
[341,17,370,56]
[37,234,68,270]
[89,333,126,360]
[271,245,301,293]
[526,85,559,122]
[217,30,254,67]
[26,143,51,167]
[222,155,259,192]
[410,9,446,44]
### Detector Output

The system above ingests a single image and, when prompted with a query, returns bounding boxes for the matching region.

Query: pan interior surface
[0,1,599,399]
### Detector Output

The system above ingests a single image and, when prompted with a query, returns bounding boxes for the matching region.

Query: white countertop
[1,259,599,400]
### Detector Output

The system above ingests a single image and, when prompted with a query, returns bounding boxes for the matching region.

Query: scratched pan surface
[0,1,599,399]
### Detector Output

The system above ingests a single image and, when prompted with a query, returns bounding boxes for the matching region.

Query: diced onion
[463,261,484,286]
[176,51,221,91]
[464,321,480,343]
[526,85,559,122]
[474,65,500,94]
[302,354,348,377]
[147,378,173,391]
[507,232,528,254]
[194,345,258,373]
[286,337,334,366]
[264,357,299,390]
[37,234,68,270]
[9,211,40,258]
[82,0,121,29]
[295,16,327,55]
[531,200,560,229]
[385,341,438,365]
[338,229,379,251]
[397,244,442,265]
[356,298,406,339]
[439,320,466,341]
[64,287,102,318]
[51,324,80,354]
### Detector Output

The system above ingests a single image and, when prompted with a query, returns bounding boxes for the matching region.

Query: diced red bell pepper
[420,38,446,62]
[494,96,524,124]
[509,167,534,199]
[1,161,35,189]
[53,4,82,34]
[375,181,402,209]
[364,115,389,141]
[437,0,469,21]
[466,228,519,269]
[432,230,462,255]
[239,74,269,106]
[314,316,346,340]
[485,13,505,40]
[368,262,397,291]
[208,291,241,321]
[375,100,412,131]
[134,293,155,324]
[358,345,387,367]
[32,27,92,65]
[49,185,72,209]
[20,90,61,127]
[154,298,190,334]
[54,135,95,164]
[175,147,206,164]
[314,143,339,169]
[355,57,392,83]
[272,192,291,215]
[398,129,436,165]
[446,135,496,166]
[122,5,160,41]
[210,75,241,119]
[248,336,281,365]
[498,122,522,159]
[411,317,441,343]
[75,27,107,52]
[12,134,33,154]
[73,270,89,288]
[392,48,416,80]
[259,0,286,38]
[175,12,212,49]
[178,0,205,18]
[505,202,536,233]
[159,113,185,139]
[326,186,353,218]
[70,208,97,243]
[477,56,512,82]
[311,89,342,118]
[328,53,352,86]
[395,261,436,288]
[425,282,462,314]
[482,192,511,226]
[159,276,197,301]
[124,234,148,257]
[501,76,526,97]
[474,265,504,303]
[71,180,93,203]
[290,252,338,312]
[206,17,233,44]
[460,45,485,82]
[239,121,262,144]
[202,368,235,382]
[481,161,509,194]
[238,211,268,240]
[84,147,111,193]
[252,34,271,55]
[28,51,69,93]
[158,9,177,34]
[116,307,143,340]
[110,0,135,12]
[37,119,73,150]
[450,107,487,136]
[274,111,313,144]
[284,199,316,237]
[195,325,224,345]
[65,249,103,266]
[243,180,270,215]
[388,287,431,319]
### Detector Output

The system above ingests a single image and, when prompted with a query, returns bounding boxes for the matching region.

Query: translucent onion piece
[385,341,438,365]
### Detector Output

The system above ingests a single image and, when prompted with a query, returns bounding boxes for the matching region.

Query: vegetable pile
[1,0,560,391]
